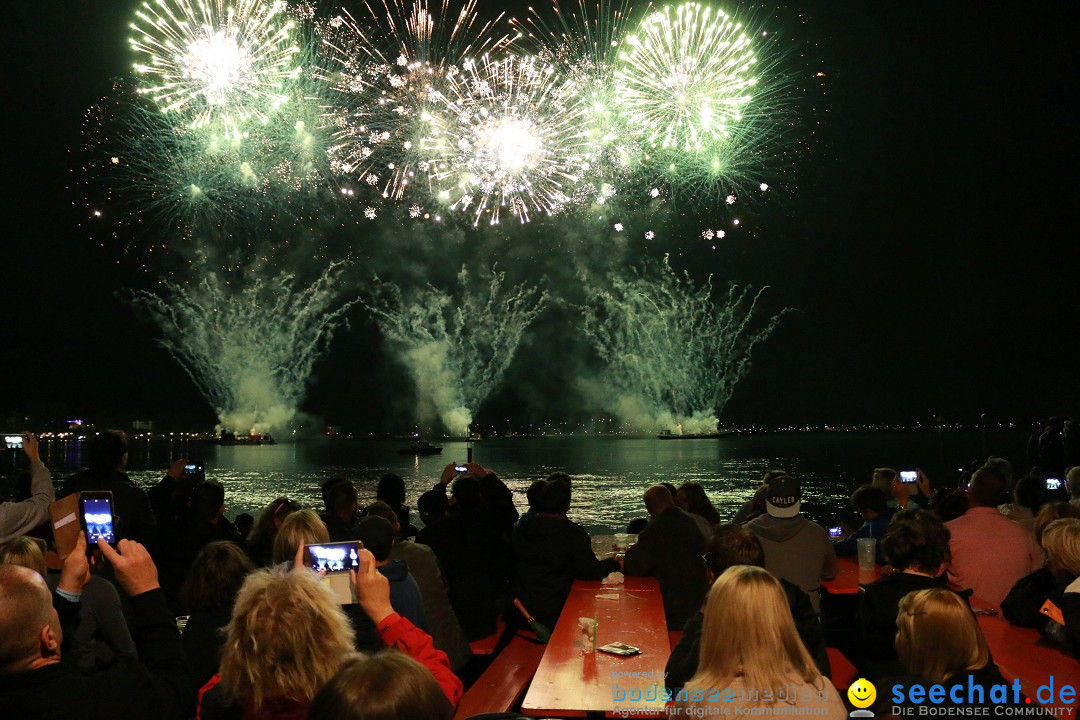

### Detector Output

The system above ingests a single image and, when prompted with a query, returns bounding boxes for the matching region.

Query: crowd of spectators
[2,427,1080,719]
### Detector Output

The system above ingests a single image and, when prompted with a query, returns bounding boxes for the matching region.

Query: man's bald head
[643,485,675,517]
[0,565,55,673]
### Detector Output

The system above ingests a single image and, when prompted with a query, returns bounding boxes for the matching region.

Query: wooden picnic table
[520,577,671,718]
[968,594,1080,712]
[825,556,1080,711]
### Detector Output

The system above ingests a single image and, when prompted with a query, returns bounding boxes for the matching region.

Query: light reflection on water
[16,431,1024,533]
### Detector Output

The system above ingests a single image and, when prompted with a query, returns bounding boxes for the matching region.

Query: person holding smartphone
[0,432,55,544]
[0,532,193,720]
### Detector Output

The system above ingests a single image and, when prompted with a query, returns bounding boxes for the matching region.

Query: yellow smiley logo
[847,678,877,709]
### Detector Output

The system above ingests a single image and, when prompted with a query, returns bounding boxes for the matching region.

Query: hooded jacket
[748,514,837,613]
[379,559,429,632]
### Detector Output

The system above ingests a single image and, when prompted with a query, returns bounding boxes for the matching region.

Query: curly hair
[881,509,951,573]
[219,567,356,712]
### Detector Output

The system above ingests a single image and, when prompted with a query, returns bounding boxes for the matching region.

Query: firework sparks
[318,0,511,206]
[423,54,594,224]
[130,0,302,129]
[615,3,757,153]
[509,0,648,186]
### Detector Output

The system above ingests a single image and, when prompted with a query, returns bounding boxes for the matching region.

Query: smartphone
[3,432,24,450]
[828,526,843,538]
[598,642,642,656]
[79,491,116,545]
[900,471,918,484]
[1046,478,1062,491]
[306,541,362,573]
[184,462,205,477]
[454,465,469,474]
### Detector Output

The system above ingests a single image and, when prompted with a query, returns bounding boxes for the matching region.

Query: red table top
[520,578,671,718]
[821,554,883,594]
[968,594,1080,711]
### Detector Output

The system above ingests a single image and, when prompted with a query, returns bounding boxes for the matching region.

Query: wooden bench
[468,616,507,656]
[453,634,546,720]
[826,647,859,690]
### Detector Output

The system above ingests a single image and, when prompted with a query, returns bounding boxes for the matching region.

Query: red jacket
[375,612,464,706]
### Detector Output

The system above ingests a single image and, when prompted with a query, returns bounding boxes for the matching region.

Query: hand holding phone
[900,471,918,484]
[354,548,393,624]
[58,532,92,596]
[98,538,160,597]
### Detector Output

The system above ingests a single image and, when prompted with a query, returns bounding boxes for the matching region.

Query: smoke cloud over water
[132,262,358,434]
[363,266,548,434]
[582,255,788,433]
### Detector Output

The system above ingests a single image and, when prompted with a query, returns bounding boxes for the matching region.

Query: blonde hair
[1042,518,1080,578]
[895,588,988,684]
[686,566,821,703]
[272,509,329,564]
[0,537,46,576]
[1034,502,1080,548]
[219,567,355,712]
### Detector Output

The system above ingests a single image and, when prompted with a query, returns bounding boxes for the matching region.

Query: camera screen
[3,433,22,450]
[900,471,918,483]
[82,497,115,544]
[307,543,360,573]
[185,463,202,474]
[454,465,468,473]
[1046,478,1062,491]
[828,526,842,538]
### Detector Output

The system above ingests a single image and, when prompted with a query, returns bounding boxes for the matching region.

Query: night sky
[3,2,1078,432]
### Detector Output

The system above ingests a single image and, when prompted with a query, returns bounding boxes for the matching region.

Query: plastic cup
[614,533,629,551]
[579,617,597,653]
[857,537,877,570]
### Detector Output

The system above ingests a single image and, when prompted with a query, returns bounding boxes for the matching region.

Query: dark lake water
[4,430,1029,533]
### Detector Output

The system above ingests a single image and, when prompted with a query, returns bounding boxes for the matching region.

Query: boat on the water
[397,440,443,456]
[656,431,736,440]
[214,431,276,445]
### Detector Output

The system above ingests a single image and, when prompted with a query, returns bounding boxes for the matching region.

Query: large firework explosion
[615,3,756,154]
[318,0,512,210]
[509,0,649,194]
[78,0,802,434]
[106,0,789,230]
[421,53,597,225]
[130,0,302,130]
